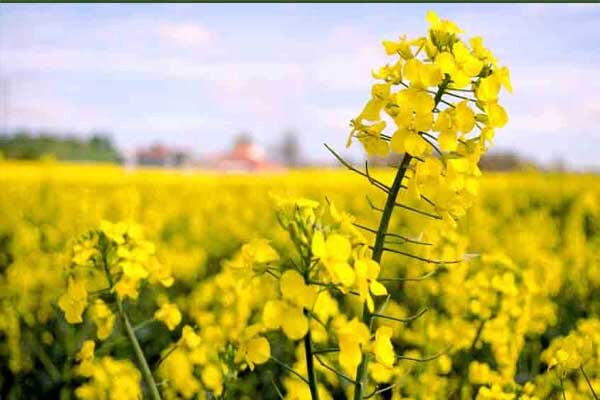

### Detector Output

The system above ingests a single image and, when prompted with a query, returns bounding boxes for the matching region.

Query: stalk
[352,77,450,400]
[119,301,162,400]
[580,365,599,400]
[353,153,412,400]
[100,237,162,400]
[304,328,320,400]
[303,243,320,400]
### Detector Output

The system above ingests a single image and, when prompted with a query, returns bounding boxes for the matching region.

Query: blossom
[337,318,370,376]
[311,231,355,287]
[373,326,395,367]
[180,325,201,349]
[155,302,182,331]
[89,299,115,340]
[353,256,387,312]
[201,364,223,396]
[58,276,88,324]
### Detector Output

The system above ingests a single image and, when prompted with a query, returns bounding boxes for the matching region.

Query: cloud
[509,109,568,134]
[158,22,214,48]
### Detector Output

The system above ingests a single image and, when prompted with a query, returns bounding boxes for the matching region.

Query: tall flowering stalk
[337,10,511,399]
[57,221,178,400]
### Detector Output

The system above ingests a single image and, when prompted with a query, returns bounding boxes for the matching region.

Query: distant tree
[0,130,122,162]
[479,151,537,171]
[279,130,302,167]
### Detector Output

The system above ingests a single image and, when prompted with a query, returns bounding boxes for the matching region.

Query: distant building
[202,137,282,172]
[135,144,191,167]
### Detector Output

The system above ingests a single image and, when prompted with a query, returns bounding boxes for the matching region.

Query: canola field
[0,161,598,399]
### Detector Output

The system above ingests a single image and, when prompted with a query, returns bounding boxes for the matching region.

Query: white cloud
[158,22,214,48]
[509,109,569,134]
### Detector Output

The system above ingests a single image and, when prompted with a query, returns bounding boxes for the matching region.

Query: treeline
[0,131,122,162]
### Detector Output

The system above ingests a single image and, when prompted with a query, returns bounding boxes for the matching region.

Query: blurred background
[1,3,599,172]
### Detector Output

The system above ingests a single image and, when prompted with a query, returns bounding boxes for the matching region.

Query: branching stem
[352,153,413,400]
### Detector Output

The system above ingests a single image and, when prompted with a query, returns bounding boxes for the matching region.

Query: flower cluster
[349,10,511,226]
[74,340,142,400]
[57,220,174,329]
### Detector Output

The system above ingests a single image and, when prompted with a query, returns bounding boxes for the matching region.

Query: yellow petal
[370,281,388,296]
[262,300,285,330]
[282,305,308,340]
[311,231,327,259]
[246,336,271,365]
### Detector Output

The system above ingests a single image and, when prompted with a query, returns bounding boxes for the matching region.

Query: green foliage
[0,131,122,163]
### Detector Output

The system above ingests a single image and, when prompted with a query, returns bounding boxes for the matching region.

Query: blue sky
[1,3,599,169]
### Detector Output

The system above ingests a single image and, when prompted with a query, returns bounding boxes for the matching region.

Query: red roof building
[203,139,282,172]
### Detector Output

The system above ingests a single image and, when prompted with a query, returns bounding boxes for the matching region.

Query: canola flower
[56,221,174,400]
[341,10,512,399]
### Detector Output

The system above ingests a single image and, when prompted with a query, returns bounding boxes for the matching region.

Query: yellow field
[0,161,598,399]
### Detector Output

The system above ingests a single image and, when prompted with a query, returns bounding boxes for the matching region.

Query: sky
[1,3,599,169]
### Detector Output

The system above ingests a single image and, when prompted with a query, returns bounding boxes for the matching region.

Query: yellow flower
[119,259,149,280]
[436,42,483,88]
[372,60,403,83]
[243,239,280,264]
[114,276,140,300]
[390,88,435,157]
[373,326,395,367]
[349,120,390,158]
[180,325,201,349]
[58,276,88,324]
[89,299,115,340]
[158,348,200,399]
[433,101,474,152]
[359,83,391,121]
[437,354,452,374]
[382,35,415,59]
[100,220,128,245]
[280,269,317,309]
[154,302,182,331]
[354,256,387,312]
[470,36,496,65]
[337,318,370,376]
[484,102,508,128]
[201,364,223,396]
[263,300,308,340]
[146,258,174,288]
[236,335,271,370]
[77,340,95,363]
[426,10,463,35]
[403,58,443,88]
[76,356,142,400]
[311,231,355,287]
[72,239,97,267]
[76,340,95,377]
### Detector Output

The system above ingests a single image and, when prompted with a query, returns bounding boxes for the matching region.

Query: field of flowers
[1,10,599,400]
[0,162,598,399]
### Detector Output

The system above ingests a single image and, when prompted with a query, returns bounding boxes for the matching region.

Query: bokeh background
[1,3,599,171]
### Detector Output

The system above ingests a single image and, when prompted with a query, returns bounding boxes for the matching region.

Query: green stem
[353,153,412,400]
[302,250,320,400]
[304,329,320,400]
[26,330,61,383]
[99,235,162,400]
[581,365,599,400]
[353,77,451,400]
[119,301,162,400]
